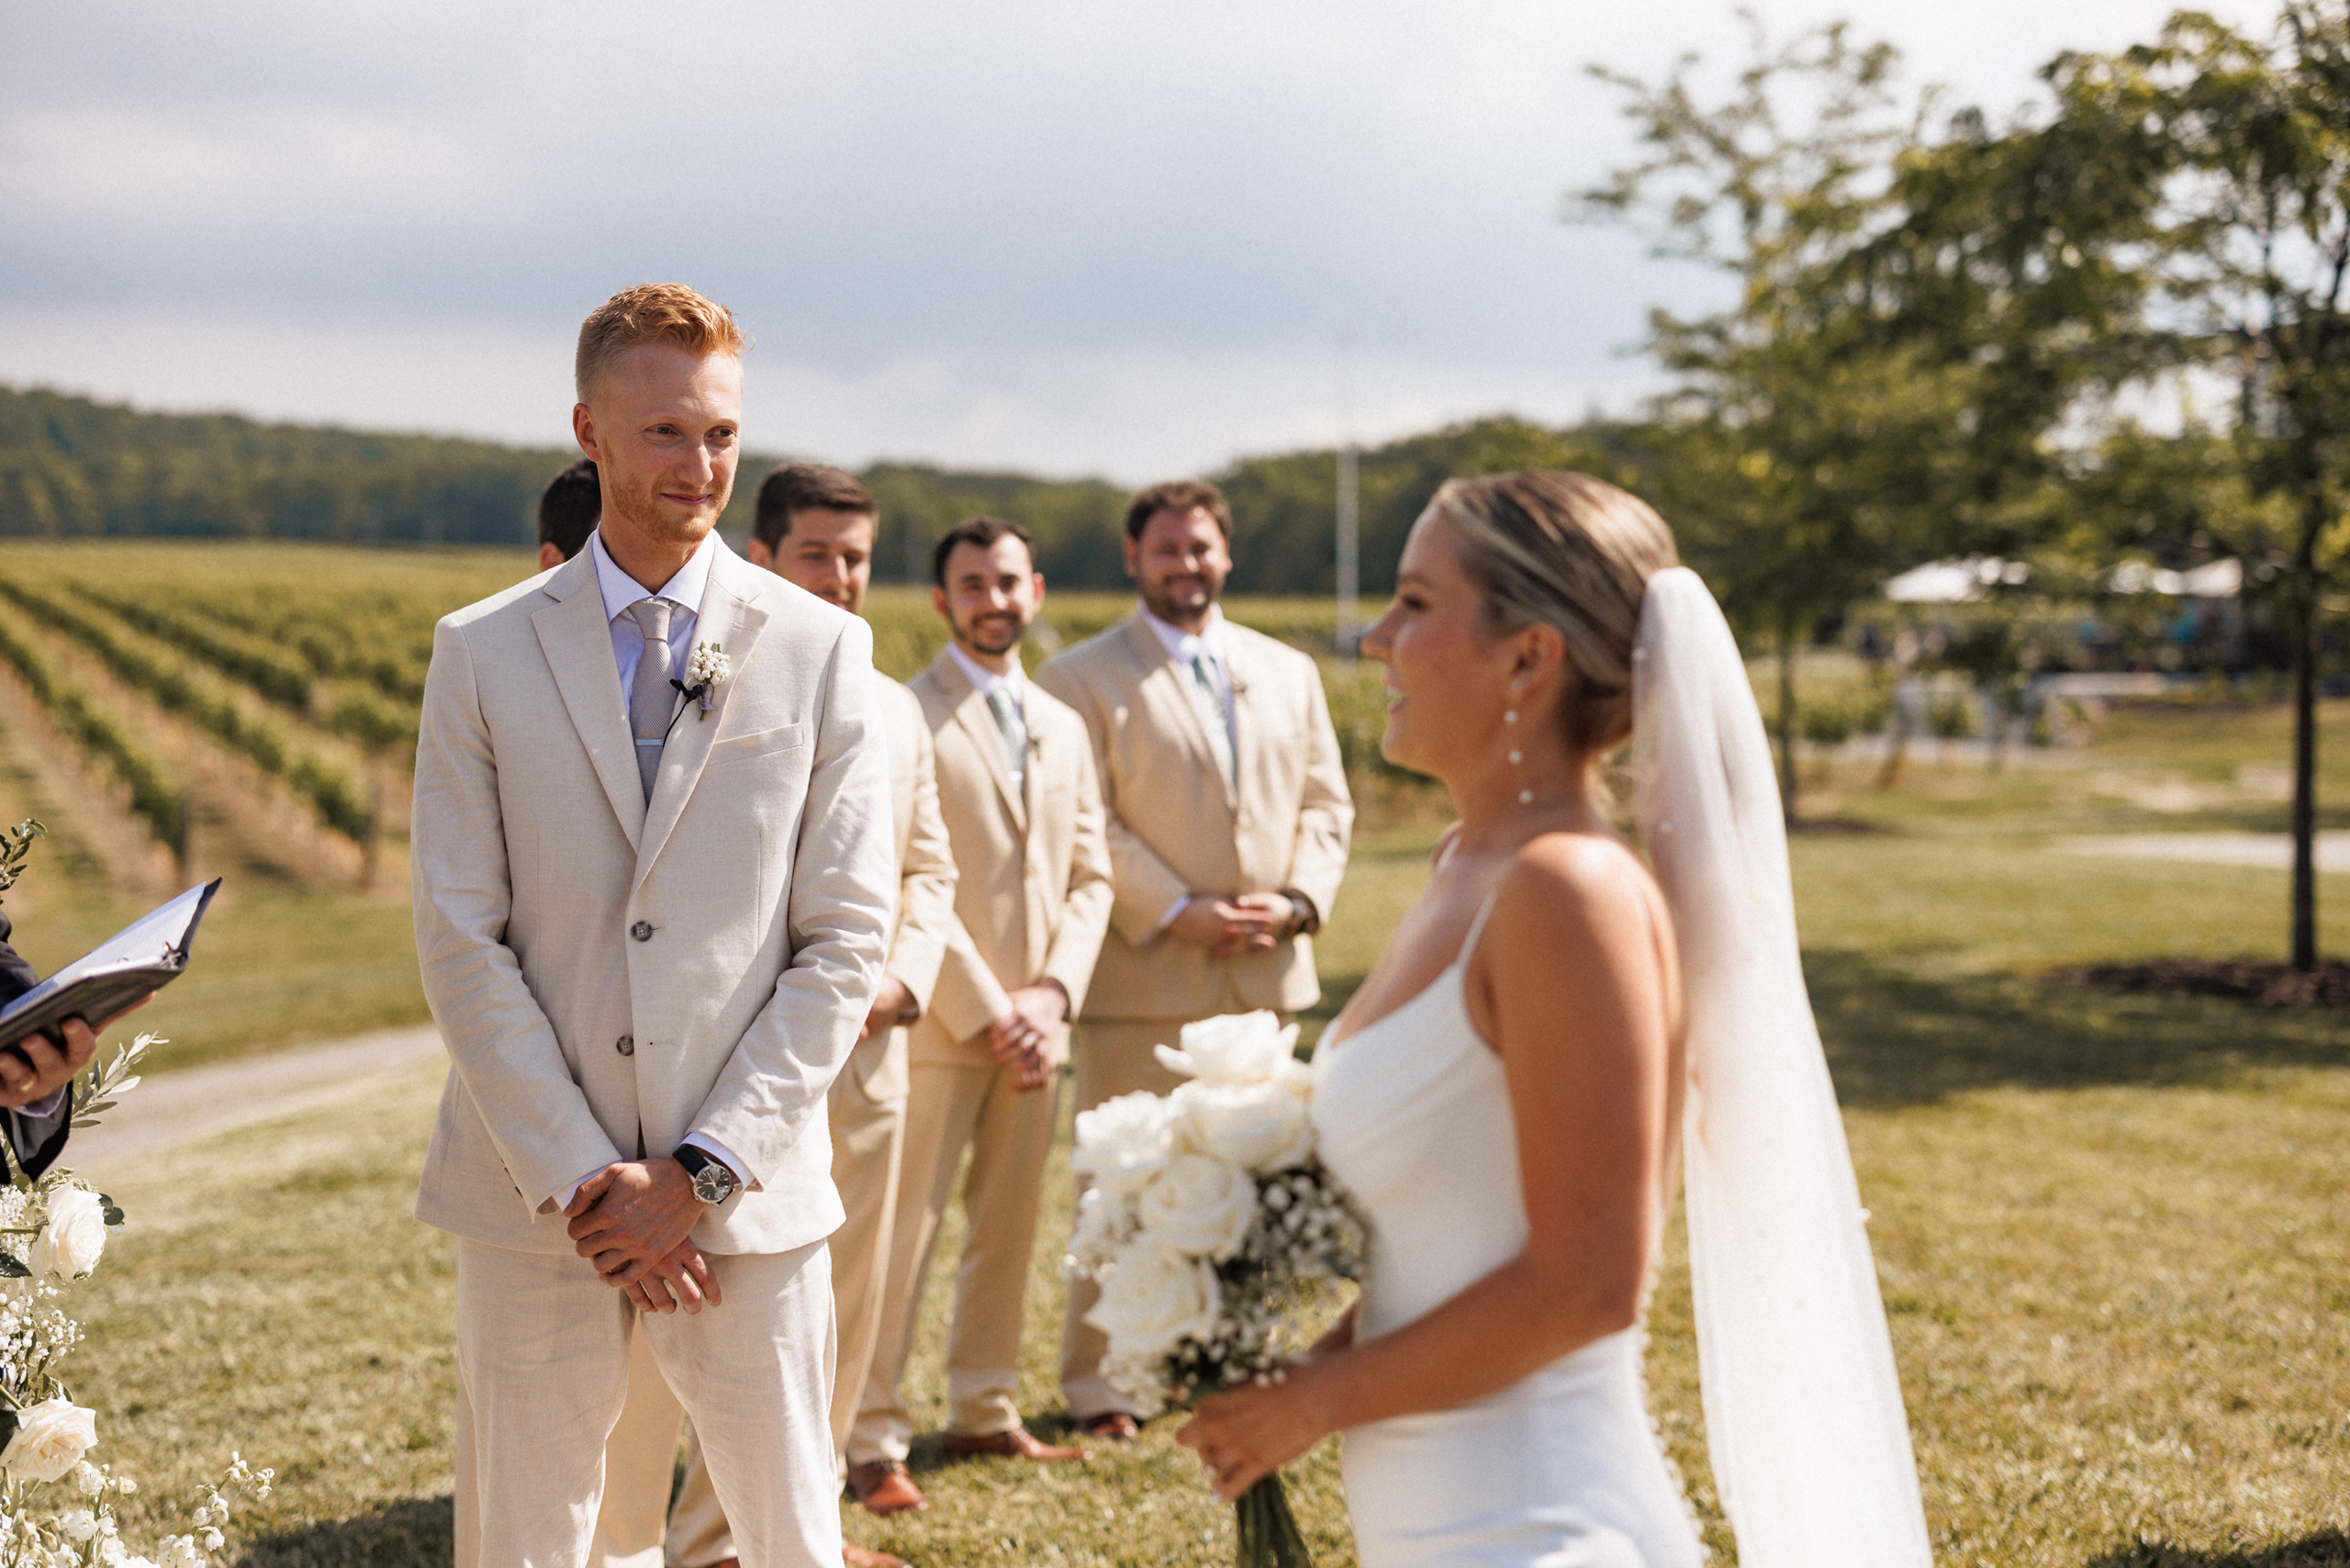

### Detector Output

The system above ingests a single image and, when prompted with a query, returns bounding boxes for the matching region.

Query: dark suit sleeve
[0,912,71,1180]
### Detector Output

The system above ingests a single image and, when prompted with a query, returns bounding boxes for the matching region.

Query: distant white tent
[2107,558,2243,598]
[1884,557,2030,603]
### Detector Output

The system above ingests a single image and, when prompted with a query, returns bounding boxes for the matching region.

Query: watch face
[693,1165,734,1204]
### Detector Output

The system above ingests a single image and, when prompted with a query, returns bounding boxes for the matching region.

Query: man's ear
[931,585,952,623]
[745,537,774,570]
[1123,537,1139,581]
[538,543,565,573]
[571,403,601,462]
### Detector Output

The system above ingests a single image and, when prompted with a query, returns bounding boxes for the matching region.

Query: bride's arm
[1179,836,1675,1500]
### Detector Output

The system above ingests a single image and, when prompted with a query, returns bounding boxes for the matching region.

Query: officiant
[0,911,114,1179]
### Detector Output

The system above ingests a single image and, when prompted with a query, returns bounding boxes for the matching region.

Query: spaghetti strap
[1457,890,1503,968]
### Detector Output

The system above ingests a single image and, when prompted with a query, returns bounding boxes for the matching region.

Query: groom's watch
[673,1146,741,1206]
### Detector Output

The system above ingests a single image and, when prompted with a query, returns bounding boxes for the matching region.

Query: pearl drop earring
[1505,685,1532,805]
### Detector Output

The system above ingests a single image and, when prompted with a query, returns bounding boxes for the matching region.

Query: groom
[412,283,897,1568]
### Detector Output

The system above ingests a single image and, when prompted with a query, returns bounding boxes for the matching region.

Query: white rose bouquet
[1063,1011,1364,1568]
[0,1032,272,1567]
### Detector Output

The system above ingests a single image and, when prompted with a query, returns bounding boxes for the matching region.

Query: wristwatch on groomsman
[674,1146,741,1205]
[1281,890,1321,939]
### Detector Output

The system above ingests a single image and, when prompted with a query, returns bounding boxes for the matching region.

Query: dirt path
[2053,831,2350,873]
[64,1023,444,1172]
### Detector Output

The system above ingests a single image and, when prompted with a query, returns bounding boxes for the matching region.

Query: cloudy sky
[0,0,2272,481]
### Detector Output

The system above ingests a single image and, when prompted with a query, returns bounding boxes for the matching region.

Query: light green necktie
[985,685,1026,790]
[1191,650,1237,788]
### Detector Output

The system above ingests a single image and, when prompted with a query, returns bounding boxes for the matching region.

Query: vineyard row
[0,609,185,856]
[0,581,375,842]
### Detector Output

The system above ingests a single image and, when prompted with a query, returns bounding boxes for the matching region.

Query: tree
[1897,4,2350,968]
[1574,16,1980,820]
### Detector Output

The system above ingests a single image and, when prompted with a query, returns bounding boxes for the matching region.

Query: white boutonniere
[672,641,731,721]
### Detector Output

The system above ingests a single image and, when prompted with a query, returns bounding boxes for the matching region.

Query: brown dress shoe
[846,1459,930,1515]
[1075,1411,1141,1442]
[844,1546,909,1568]
[940,1423,1089,1462]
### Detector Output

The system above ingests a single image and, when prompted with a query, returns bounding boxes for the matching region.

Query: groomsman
[847,518,1114,1511]
[593,465,965,1568]
[1036,478,1353,1436]
[539,458,602,572]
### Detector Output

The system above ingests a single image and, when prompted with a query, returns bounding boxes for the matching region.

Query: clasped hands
[985,981,1069,1092]
[565,1157,723,1318]
[1169,890,1296,959]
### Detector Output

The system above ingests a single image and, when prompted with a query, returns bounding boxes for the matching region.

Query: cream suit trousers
[453,1238,837,1568]
[850,1058,1060,1464]
[592,1052,910,1566]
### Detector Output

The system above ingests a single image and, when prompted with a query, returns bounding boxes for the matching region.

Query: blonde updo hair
[1426,470,1679,756]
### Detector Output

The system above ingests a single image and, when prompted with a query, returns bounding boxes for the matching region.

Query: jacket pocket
[708,722,807,767]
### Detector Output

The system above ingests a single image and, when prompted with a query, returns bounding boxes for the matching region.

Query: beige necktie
[1190,650,1237,788]
[984,685,1026,790]
[627,599,675,801]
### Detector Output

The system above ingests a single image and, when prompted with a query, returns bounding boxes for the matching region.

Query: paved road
[65,1024,445,1171]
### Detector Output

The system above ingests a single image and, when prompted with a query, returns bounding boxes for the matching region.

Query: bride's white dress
[1310,904,1704,1568]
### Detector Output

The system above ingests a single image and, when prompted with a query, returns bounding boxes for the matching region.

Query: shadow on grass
[239,1495,453,1567]
[1809,950,2350,1106]
[2086,1530,2350,1566]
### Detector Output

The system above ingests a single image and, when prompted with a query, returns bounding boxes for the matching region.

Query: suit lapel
[532,556,644,851]
[934,653,1028,833]
[635,548,774,887]
[1127,617,1237,812]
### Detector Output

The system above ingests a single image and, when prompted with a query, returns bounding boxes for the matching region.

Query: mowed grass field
[33,661,2350,1566]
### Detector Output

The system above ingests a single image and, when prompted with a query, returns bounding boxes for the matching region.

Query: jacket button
[615,1035,635,1057]
[631,921,654,941]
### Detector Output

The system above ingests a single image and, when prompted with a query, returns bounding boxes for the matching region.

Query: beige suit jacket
[907,652,1113,1067]
[844,678,962,1103]
[1037,615,1353,1020]
[411,542,897,1257]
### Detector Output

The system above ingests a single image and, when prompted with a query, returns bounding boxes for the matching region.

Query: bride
[1177,472,1932,1568]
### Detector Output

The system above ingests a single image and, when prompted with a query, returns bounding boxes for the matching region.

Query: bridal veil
[1631,566,1934,1567]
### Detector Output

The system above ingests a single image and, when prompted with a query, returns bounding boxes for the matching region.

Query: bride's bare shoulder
[1483,834,1657,961]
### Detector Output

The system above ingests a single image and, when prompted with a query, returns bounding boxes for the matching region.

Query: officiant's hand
[565,1159,706,1289]
[626,1238,723,1316]
[1,991,146,1109]
[1178,1367,1334,1503]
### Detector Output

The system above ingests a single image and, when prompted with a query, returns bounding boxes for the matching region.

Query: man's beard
[957,610,1026,656]
[1141,574,1217,625]
[607,475,719,543]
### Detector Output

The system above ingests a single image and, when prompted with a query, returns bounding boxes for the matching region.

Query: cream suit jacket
[1037,615,1353,1020]
[907,652,1114,1065]
[411,542,897,1257]
[847,678,962,1102]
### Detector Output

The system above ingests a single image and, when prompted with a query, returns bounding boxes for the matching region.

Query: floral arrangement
[1064,1011,1364,1568]
[0,1031,274,1566]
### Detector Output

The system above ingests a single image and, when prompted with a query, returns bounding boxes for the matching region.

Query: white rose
[1070,1092,1181,1195]
[1153,1012,1299,1084]
[73,1461,104,1497]
[1173,1077,1315,1173]
[1084,1241,1222,1362]
[2,1396,98,1483]
[30,1189,107,1280]
[59,1510,97,1542]
[1064,1185,1137,1274]
[1135,1153,1259,1261]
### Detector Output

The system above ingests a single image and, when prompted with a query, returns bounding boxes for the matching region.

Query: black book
[0,880,219,1047]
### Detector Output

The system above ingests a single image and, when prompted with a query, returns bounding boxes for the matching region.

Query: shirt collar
[1138,601,1227,666]
[589,527,719,623]
[946,641,1024,701]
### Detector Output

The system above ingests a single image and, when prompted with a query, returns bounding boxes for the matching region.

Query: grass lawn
[37,694,2350,1565]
